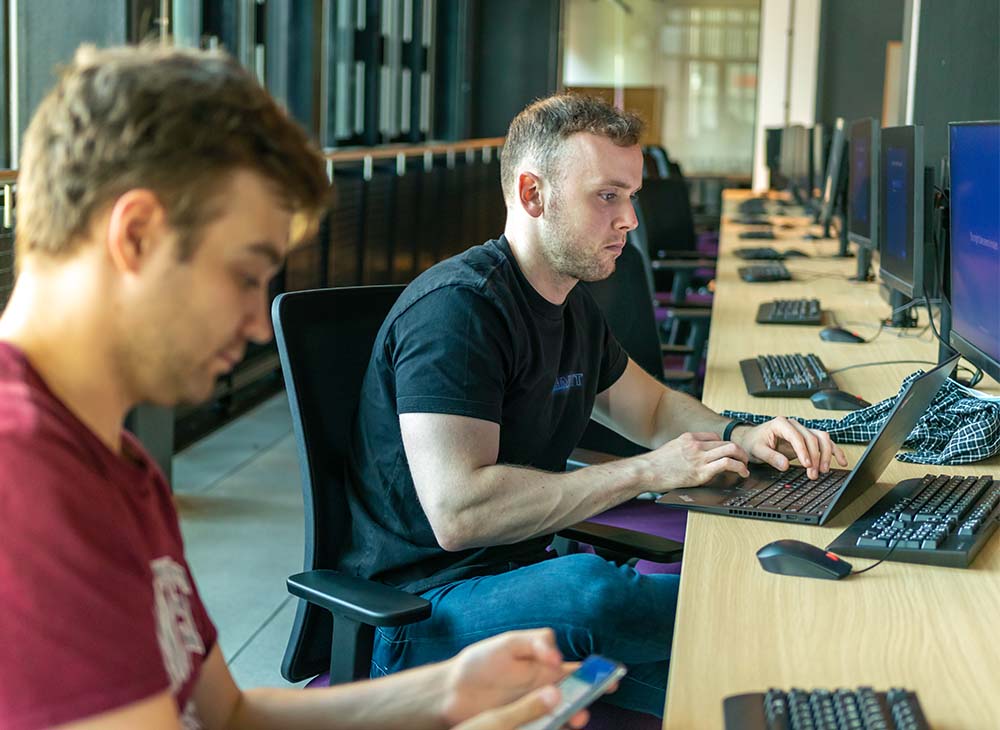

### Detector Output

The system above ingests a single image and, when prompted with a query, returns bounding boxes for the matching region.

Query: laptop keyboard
[723,467,848,516]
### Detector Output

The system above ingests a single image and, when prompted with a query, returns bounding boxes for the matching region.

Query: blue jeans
[371,553,680,717]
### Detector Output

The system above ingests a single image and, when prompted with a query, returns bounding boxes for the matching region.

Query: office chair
[272,285,684,686]
[643,149,668,179]
[645,145,676,179]
[630,205,712,383]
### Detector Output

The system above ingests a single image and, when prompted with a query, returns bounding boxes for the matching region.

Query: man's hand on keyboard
[731,416,847,480]
[642,432,751,490]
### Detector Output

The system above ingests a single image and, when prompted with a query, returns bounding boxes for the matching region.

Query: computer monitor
[818,118,847,236]
[948,120,1000,383]
[878,125,928,299]
[766,127,785,190]
[848,118,880,279]
[798,125,813,204]
[778,125,795,192]
[812,124,827,201]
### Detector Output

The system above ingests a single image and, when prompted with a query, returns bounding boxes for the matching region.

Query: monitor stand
[851,246,873,281]
[884,289,919,328]
[829,210,853,257]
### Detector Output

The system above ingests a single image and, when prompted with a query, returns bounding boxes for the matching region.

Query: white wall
[751,0,821,190]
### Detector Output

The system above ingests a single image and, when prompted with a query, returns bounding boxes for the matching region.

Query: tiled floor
[174,393,308,689]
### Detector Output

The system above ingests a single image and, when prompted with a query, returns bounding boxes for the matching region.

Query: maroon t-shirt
[0,343,217,729]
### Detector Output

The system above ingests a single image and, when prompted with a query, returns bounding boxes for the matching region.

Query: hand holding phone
[517,655,626,730]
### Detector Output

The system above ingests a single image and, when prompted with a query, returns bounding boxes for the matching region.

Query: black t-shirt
[340,236,629,593]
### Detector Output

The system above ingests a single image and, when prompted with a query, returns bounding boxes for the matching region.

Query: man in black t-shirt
[344,94,846,717]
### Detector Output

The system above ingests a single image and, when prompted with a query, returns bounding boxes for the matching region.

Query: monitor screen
[949,121,1000,382]
[878,126,925,298]
[848,118,879,249]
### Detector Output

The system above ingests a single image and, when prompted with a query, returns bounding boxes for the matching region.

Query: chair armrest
[565,447,621,471]
[287,570,431,627]
[662,369,696,383]
[652,250,709,260]
[650,258,716,271]
[559,521,684,564]
[662,307,712,320]
[661,343,694,355]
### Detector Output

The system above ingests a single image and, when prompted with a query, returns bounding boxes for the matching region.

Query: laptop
[656,355,960,525]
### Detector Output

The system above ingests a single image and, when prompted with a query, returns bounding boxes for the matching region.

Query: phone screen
[518,656,626,730]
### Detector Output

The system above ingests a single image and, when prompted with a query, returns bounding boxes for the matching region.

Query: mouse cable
[827,313,885,344]
[849,539,902,575]
[827,358,980,383]
[916,273,984,388]
[827,359,937,376]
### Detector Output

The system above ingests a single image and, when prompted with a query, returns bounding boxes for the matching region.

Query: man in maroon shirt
[0,44,587,730]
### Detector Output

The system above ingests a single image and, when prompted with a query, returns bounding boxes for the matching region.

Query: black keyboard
[740,263,792,282]
[736,247,785,260]
[740,230,778,240]
[724,687,930,730]
[732,217,772,226]
[828,473,999,568]
[740,353,837,396]
[757,298,823,325]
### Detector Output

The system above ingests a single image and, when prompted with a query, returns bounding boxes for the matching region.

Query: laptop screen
[821,355,959,522]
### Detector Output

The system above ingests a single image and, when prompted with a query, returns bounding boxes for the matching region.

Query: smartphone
[518,655,627,730]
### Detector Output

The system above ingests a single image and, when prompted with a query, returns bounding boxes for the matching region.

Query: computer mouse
[810,389,872,411]
[783,249,809,257]
[756,539,853,580]
[819,326,866,343]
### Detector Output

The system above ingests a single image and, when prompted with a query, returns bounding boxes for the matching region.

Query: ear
[105,189,169,274]
[517,171,546,219]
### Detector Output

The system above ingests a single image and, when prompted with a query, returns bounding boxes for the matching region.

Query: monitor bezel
[848,117,880,251]
[811,123,826,201]
[947,119,1000,383]
[878,125,925,300]
[819,118,846,227]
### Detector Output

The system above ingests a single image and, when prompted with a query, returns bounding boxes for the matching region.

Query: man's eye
[240,274,264,290]
[600,192,617,201]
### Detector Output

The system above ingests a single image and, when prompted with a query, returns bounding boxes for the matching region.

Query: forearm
[227,662,453,730]
[647,387,731,448]
[434,456,652,550]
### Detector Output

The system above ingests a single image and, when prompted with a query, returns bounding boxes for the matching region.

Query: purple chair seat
[584,500,687,575]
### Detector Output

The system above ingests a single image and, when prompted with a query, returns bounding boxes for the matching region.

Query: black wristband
[722,419,744,442]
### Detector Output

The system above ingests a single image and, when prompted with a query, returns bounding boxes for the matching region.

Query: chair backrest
[577,243,663,457]
[273,284,405,682]
[636,177,698,256]
[642,150,667,179]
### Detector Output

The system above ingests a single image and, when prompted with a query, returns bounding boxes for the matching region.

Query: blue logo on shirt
[552,373,584,394]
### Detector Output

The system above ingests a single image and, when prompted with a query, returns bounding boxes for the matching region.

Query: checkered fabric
[722,371,1000,465]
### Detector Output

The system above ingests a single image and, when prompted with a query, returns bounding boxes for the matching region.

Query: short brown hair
[499,93,644,203]
[16,44,330,260]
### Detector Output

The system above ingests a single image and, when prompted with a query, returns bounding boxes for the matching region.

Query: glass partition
[563,0,760,176]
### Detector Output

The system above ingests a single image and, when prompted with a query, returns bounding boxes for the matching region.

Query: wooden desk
[662,190,1000,729]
